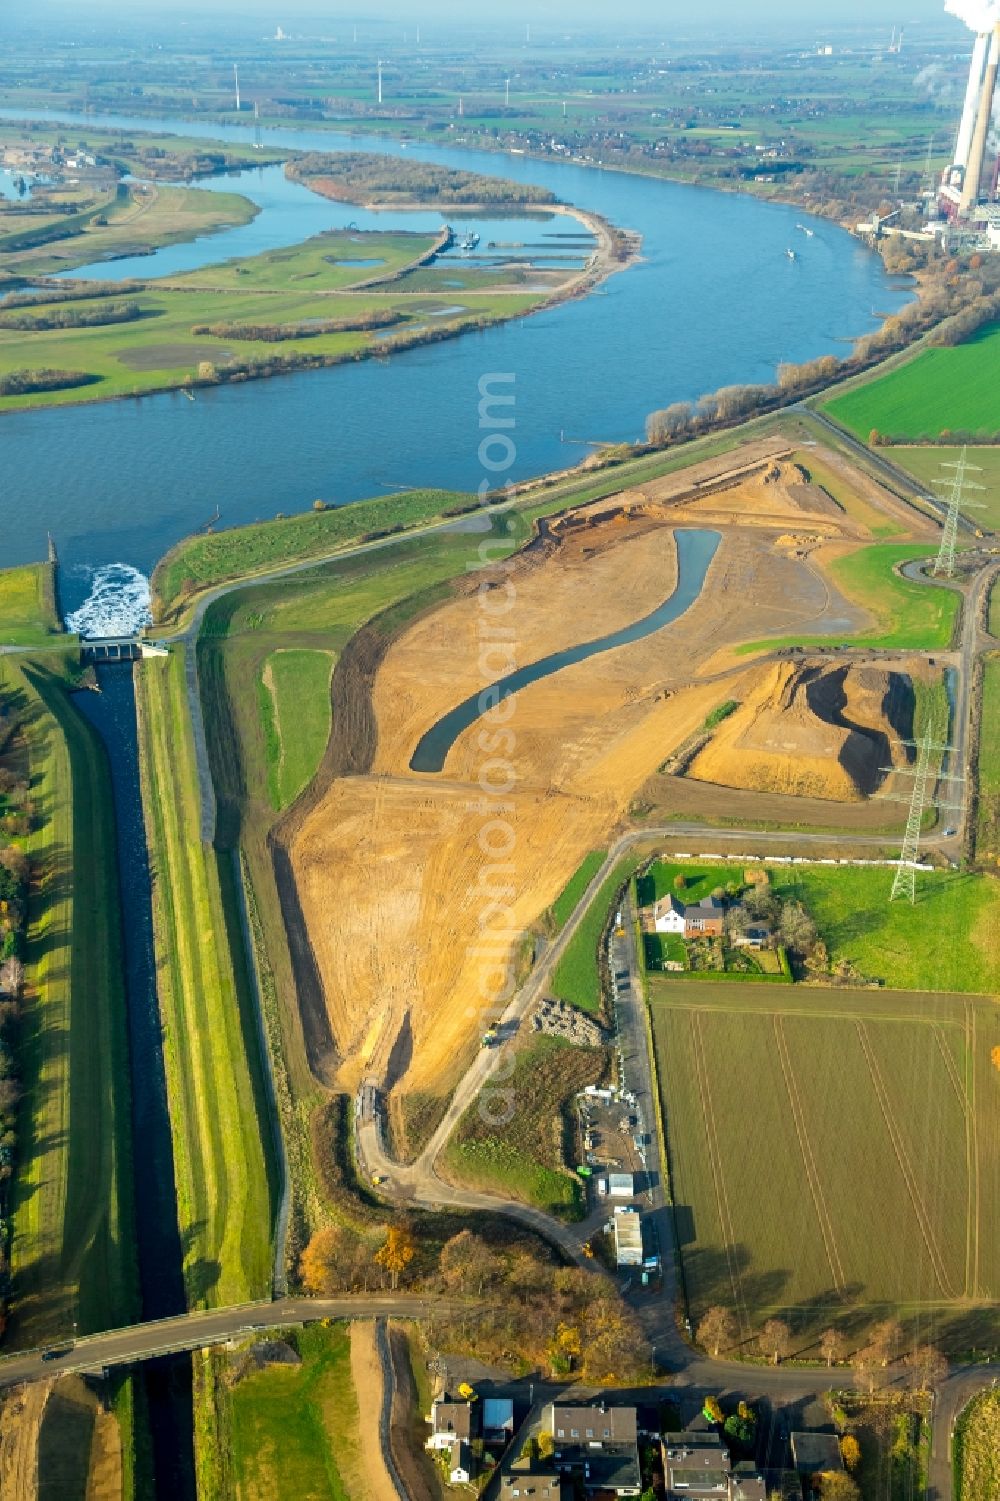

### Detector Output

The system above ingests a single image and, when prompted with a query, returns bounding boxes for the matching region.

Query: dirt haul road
[290,453,921,1138]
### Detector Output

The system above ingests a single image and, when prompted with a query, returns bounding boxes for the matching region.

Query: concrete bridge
[80,637,169,663]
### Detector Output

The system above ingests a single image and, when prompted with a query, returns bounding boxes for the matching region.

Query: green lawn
[443,1035,605,1219]
[822,324,1000,441]
[135,649,275,1308]
[740,543,959,654]
[227,1325,368,1500]
[258,648,334,809]
[4,659,138,1347]
[548,849,607,931]
[955,1388,1000,1500]
[0,562,62,647]
[891,446,1000,533]
[550,857,634,1013]
[650,983,1000,1347]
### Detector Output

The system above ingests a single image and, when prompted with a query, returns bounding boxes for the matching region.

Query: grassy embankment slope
[257,648,335,811]
[954,1388,1000,1500]
[975,655,1000,870]
[0,566,137,1346]
[0,225,552,411]
[135,647,275,1306]
[191,1322,372,1500]
[740,542,959,654]
[821,323,1000,441]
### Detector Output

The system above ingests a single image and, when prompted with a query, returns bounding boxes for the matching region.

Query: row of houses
[499,1404,767,1500]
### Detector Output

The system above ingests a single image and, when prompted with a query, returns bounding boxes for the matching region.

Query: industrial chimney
[960,24,1000,215]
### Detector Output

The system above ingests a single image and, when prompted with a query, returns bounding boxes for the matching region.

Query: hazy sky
[32,0,968,23]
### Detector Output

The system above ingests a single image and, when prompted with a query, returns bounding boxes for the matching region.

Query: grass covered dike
[135,649,276,1307]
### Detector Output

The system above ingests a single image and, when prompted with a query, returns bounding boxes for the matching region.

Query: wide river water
[0,106,912,624]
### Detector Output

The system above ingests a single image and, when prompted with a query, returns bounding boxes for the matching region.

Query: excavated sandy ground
[291,451,916,1113]
[349,1323,398,1501]
[688,658,915,801]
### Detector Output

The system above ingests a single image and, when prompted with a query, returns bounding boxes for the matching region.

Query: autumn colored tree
[299,1225,370,1295]
[438,1230,502,1296]
[697,1306,736,1357]
[840,1435,861,1471]
[376,1225,416,1289]
[702,1396,723,1424]
[991,1044,1000,1072]
[852,1344,884,1396]
[868,1318,902,1367]
[758,1317,792,1365]
[818,1472,861,1501]
[819,1327,847,1368]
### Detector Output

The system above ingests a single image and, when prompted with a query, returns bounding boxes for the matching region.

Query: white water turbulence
[65,563,152,639]
[945,0,1000,32]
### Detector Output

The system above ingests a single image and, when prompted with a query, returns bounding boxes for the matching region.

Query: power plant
[940,2,1000,221]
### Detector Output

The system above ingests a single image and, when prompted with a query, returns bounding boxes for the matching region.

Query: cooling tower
[960,24,1000,215]
[951,30,991,179]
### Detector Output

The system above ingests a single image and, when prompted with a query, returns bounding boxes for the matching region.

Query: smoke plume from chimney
[946,1,1000,31]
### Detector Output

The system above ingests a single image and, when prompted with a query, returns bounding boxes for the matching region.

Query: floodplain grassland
[650,981,1000,1348]
[442,1035,606,1219]
[135,649,275,1307]
[892,445,1000,533]
[166,228,437,293]
[2,657,137,1346]
[739,543,958,654]
[954,1388,1000,1501]
[0,562,62,648]
[0,181,257,277]
[822,324,1000,441]
[257,648,335,810]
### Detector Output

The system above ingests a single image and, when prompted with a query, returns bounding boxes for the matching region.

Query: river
[0,106,911,625]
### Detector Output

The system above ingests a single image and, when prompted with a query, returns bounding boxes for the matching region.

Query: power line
[931,445,985,578]
[880,729,963,902]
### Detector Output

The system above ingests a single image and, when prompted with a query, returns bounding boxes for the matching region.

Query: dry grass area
[688,658,921,801]
[350,1322,398,1501]
[0,1376,121,1501]
[290,444,927,1143]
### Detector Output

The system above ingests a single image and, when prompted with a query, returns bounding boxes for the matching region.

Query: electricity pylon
[931,446,985,578]
[880,728,963,902]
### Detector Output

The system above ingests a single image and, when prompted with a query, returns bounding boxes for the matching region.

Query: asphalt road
[0,1296,455,1391]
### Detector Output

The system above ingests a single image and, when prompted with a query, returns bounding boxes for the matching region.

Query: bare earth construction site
[288,435,945,1150]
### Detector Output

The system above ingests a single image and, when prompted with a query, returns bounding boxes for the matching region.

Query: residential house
[662,1433,766,1500]
[545,1401,641,1497]
[483,1397,515,1442]
[447,1439,472,1485]
[500,1472,566,1501]
[427,1396,477,1452]
[650,893,726,939]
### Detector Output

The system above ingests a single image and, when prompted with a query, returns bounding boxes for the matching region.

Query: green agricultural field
[892,446,1000,533]
[650,983,1000,1347]
[740,543,959,654]
[0,562,62,647]
[257,648,334,809]
[955,1388,1000,1500]
[550,857,634,1013]
[443,1035,606,1219]
[135,649,275,1307]
[153,487,469,617]
[3,659,137,1346]
[975,655,1000,871]
[227,1325,369,1500]
[822,324,1000,441]
[547,849,607,931]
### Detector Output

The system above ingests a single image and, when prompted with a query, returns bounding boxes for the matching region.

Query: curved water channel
[411,527,721,772]
[0,106,912,624]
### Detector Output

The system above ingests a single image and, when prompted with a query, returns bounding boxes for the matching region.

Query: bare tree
[696,1305,736,1357]
[758,1318,792,1365]
[819,1327,847,1368]
[904,1344,948,1392]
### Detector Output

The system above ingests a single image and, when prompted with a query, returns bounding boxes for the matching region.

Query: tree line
[288,151,557,205]
[0,369,97,398]
[0,299,142,332]
[190,309,403,342]
[0,699,31,1339]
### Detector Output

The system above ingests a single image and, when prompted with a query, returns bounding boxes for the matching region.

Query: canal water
[411,527,721,772]
[73,669,195,1499]
[0,107,912,625]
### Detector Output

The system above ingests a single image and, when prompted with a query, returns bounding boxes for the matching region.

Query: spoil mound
[688,660,910,801]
